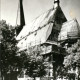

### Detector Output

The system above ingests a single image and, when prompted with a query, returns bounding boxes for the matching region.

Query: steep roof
[17,8,57,49]
[17,6,66,50]
[17,8,56,40]
[58,19,80,41]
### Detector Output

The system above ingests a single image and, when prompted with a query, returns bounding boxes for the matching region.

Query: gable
[47,6,67,42]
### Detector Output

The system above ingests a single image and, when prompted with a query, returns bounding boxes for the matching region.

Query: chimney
[54,0,60,9]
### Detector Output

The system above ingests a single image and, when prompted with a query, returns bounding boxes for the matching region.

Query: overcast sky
[0,0,80,26]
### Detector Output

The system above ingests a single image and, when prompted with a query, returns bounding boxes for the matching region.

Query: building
[17,0,67,51]
[16,0,80,80]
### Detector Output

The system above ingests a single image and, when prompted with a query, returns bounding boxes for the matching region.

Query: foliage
[50,39,80,78]
[19,46,47,78]
[0,21,21,76]
[62,39,80,78]
[0,20,47,79]
[63,40,80,68]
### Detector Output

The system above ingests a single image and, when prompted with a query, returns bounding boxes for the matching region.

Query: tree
[63,39,80,79]
[0,20,22,80]
[19,46,47,80]
[63,40,80,67]
[0,20,47,80]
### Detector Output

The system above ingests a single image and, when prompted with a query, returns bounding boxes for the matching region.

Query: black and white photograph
[0,0,80,80]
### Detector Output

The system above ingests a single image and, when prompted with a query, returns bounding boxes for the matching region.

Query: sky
[0,0,80,26]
